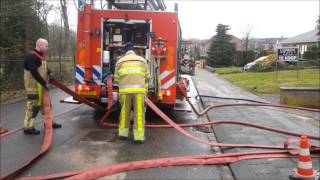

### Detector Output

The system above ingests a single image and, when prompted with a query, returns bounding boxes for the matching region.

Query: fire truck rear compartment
[102,20,151,76]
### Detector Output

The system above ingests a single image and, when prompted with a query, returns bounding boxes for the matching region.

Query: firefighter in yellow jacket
[23,38,61,135]
[114,42,150,143]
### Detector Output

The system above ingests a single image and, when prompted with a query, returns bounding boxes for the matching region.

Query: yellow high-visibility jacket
[114,50,150,94]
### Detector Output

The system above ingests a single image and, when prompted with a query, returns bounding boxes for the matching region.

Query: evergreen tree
[207,24,236,67]
[0,0,46,90]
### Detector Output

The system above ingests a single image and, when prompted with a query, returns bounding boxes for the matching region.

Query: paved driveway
[192,69,319,180]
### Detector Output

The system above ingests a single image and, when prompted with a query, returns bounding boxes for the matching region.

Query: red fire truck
[73,0,184,107]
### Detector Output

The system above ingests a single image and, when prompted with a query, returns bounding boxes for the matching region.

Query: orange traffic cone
[291,135,316,180]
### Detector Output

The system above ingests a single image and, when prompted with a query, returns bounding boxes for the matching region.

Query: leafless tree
[59,0,70,60]
[34,0,54,30]
[242,24,254,52]
[59,0,69,35]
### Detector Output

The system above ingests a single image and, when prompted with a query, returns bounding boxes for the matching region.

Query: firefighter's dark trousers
[118,93,145,141]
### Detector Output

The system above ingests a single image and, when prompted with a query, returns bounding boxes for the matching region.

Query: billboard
[276,47,299,61]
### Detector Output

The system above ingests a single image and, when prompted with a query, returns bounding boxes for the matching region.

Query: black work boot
[134,140,145,144]
[119,136,128,141]
[23,128,40,135]
[52,122,62,129]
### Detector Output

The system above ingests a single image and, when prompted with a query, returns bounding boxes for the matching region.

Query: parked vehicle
[243,56,268,71]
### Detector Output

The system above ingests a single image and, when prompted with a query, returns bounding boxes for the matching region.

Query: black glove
[44,84,50,91]
[48,72,54,81]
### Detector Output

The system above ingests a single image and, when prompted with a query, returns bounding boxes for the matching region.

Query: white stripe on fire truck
[76,65,85,84]
[160,70,174,80]
[76,73,85,84]
[92,65,101,84]
[161,77,176,89]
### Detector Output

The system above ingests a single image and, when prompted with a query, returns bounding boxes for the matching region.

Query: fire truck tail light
[162,90,171,96]
[77,84,92,91]
[166,90,171,96]
[84,86,90,91]
[78,84,83,91]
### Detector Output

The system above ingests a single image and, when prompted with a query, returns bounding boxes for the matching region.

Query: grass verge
[215,67,320,94]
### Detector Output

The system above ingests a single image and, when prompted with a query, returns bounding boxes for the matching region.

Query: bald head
[36,38,48,53]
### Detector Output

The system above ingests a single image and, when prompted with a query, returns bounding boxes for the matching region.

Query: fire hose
[0,79,111,179]
[50,80,105,111]
[16,151,320,180]
[101,120,320,140]
[99,99,320,149]
[195,94,269,104]
[0,91,53,180]
[97,81,320,142]
[1,79,319,179]
[99,81,320,149]
[99,77,114,126]
[146,97,320,149]
[0,104,82,138]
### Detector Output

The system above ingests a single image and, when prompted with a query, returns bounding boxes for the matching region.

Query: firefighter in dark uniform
[23,38,61,135]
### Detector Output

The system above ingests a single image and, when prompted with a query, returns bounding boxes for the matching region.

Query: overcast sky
[48,0,319,40]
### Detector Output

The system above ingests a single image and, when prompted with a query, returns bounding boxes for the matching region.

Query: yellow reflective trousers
[24,54,47,129]
[118,93,145,141]
[24,84,43,129]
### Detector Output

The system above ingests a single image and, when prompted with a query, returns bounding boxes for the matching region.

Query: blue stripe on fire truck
[92,65,101,84]
[75,65,102,84]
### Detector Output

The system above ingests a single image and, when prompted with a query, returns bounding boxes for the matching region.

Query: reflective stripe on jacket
[114,51,150,94]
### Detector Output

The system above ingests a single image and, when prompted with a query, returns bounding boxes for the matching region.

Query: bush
[250,58,320,73]
[235,50,257,67]
[299,59,320,67]
[47,61,74,84]
[0,61,25,91]
[303,45,319,60]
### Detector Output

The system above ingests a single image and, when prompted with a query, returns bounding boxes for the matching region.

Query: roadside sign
[276,47,299,61]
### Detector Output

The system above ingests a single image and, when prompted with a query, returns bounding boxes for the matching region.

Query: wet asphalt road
[1,77,228,179]
[2,70,319,180]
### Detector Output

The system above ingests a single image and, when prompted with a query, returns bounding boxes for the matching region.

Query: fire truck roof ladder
[106,0,166,11]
